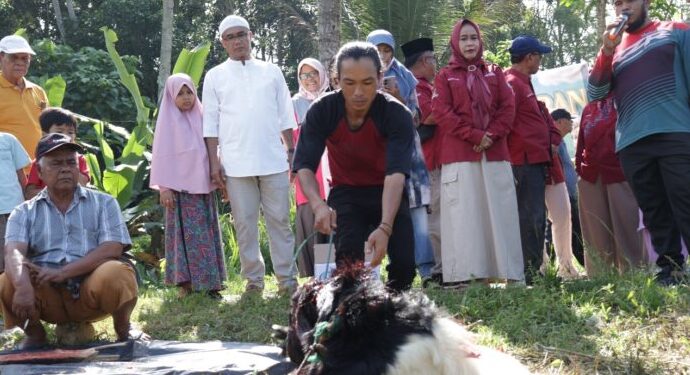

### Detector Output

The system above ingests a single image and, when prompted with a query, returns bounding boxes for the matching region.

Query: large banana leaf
[101,27,150,127]
[93,121,115,170]
[119,122,152,165]
[172,41,211,88]
[102,161,145,208]
[101,27,152,166]
[43,75,66,107]
[84,153,104,191]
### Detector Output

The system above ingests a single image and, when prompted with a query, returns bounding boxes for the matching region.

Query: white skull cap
[218,15,250,38]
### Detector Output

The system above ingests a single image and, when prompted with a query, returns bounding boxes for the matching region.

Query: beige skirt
[440,157,524,282]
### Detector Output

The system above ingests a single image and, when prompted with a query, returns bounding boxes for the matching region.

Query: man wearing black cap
[1,133,139,348]
[402,37,442,284]
[505,35,563,283]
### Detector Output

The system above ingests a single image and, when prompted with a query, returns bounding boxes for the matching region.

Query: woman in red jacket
[432,19,524,284]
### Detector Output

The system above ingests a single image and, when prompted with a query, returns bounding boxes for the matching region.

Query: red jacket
[575,97,627,184]
[505,68,562,165]
[547,152,565,185]
[432,64,515,164]
[416,76,440,170]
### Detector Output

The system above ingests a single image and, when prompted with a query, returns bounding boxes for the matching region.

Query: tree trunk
[318,0,340,68]
[158,0,175,97]
[51,0,67,43]
[217,0,236,17]
[596,0,607,37]
[65,0,77,22]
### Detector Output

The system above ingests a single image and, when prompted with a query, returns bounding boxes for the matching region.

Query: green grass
[1,267,689,374]
[128,271,688,374]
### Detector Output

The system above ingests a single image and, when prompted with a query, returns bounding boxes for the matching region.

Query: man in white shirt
[203,15,297,295]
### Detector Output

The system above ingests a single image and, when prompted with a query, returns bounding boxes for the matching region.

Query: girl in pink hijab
[150,73,226,298]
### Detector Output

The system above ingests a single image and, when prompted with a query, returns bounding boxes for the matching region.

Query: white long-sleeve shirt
[202,58,297,177]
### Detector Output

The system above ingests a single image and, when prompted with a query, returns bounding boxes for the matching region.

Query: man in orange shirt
[0,35,47,159]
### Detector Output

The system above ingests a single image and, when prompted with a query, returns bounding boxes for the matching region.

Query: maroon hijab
[448,19,492,129]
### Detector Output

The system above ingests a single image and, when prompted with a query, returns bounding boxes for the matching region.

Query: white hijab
[296,58,329,101]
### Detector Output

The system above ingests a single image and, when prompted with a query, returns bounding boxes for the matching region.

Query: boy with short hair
[25,107,90,199]
[0,131,30,273]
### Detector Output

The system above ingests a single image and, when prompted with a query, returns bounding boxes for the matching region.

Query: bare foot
[19,322,48,350]
[113,298,137,341]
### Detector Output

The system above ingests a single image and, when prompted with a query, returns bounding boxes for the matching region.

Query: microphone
[608,13,630,40]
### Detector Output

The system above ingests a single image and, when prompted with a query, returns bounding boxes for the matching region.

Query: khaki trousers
[545,182,577,274]
[0,260,138,328]
[226,173,296,289]
[578,178,646,275]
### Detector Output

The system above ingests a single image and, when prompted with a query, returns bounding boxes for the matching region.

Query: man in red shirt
[505,36,562,283]
[293,42,416,291]
[402,37,442,285]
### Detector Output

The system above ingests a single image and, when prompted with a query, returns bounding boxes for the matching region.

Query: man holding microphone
[588,0,690,285]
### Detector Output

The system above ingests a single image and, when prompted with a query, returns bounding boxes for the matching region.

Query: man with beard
[588,0,690,285]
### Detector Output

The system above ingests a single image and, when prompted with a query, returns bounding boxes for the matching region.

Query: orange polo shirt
[0,74,47,159]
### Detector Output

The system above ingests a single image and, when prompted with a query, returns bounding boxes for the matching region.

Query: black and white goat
[286,266,531,375]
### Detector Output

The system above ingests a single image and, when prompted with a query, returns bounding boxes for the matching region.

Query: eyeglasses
[299,71,319,80]
[222,31,248,41]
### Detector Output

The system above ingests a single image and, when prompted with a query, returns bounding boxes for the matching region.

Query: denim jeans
[411,206,435,278]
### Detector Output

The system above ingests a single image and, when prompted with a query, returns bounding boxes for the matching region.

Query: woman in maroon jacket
[432,19,524,284]
[575,95,646,276]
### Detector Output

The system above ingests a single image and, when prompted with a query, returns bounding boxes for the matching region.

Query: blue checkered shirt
[4,186,131,265]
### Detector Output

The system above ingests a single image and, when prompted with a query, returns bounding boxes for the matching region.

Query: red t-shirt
[293,91,414,188]
[27,154,91,189]
[326,118,387,186]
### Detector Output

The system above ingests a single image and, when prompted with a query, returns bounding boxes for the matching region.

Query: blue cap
[366,29,395,51]
[508,35,552,56]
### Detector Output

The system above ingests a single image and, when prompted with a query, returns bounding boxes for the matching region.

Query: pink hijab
[150,73,214,194]
[448,19,493,130]
[296,58,329,101]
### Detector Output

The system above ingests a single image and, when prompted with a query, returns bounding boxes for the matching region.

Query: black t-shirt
[293,91,414,187]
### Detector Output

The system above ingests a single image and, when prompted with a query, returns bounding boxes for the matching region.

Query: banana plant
[80,27,154,209]
[84,27,210,211]
[172,41,211,88]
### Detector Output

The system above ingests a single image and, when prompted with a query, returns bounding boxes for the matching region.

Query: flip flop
[127,327,150,342]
